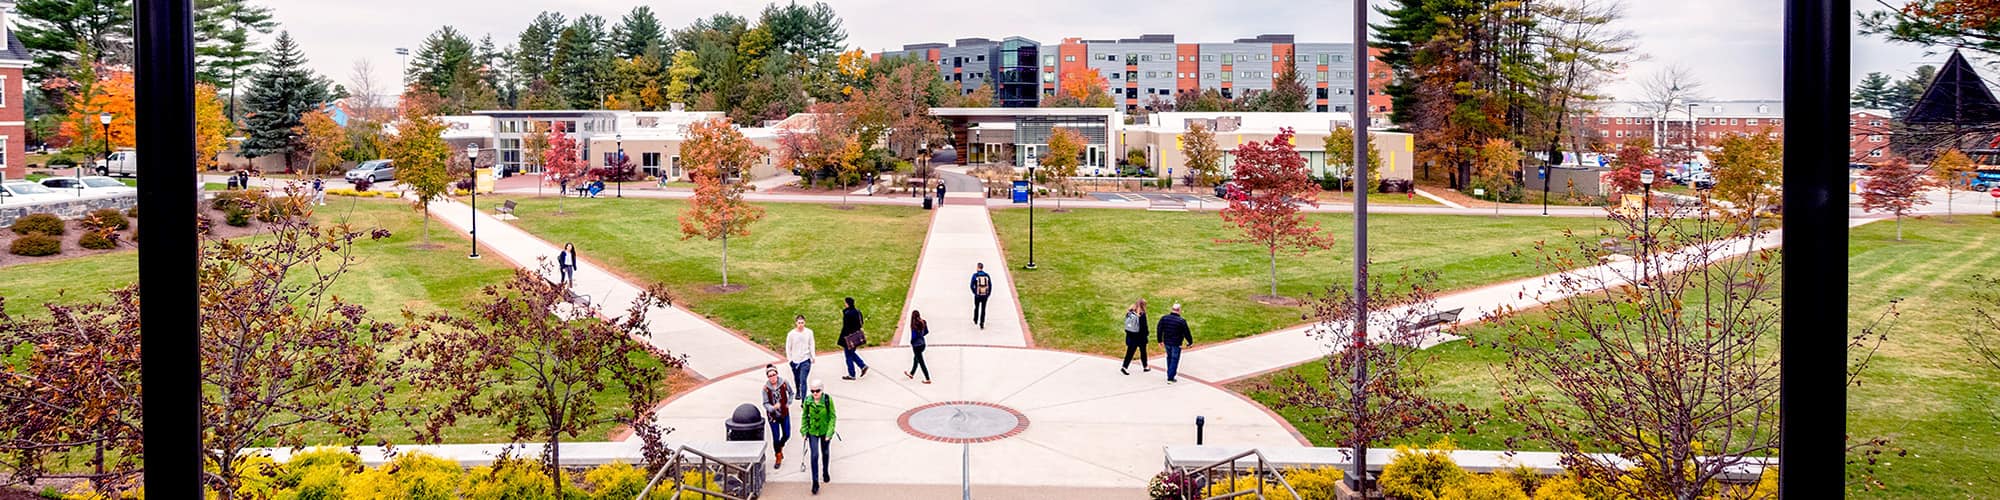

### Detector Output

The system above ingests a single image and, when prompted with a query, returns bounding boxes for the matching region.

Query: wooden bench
[1413,307,1464,330]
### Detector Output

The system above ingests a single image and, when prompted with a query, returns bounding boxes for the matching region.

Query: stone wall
[1,193,138,226]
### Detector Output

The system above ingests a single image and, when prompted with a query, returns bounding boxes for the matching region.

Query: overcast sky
[260,0,1940,103]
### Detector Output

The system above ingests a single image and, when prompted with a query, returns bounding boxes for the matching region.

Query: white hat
[810,379,824,391]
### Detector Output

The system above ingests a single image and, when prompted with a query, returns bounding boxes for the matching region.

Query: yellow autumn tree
[195,83,230,171]
[1931,148,1975,221]
[296,110,350,176]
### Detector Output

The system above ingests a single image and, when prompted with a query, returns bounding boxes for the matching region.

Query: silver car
[344,160,396,182]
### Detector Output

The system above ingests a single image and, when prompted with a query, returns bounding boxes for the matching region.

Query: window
[1316,71,1329,80]
[1203,55,1215,62]
[1161,53,1172,61]
[0,76,8,107]
[1870,149,1883,157]
[1870,135,1884,143]
[641,152,662,174]
[1319,54,1330,65]
[1869,120,1883,127]
[1599,118,1608,125]
[1335,105,1348,112]
[1730,118,1739,125]
[1044,55,1054,65]
[1064,55,1076,62]
[671,156,682,178]
[0,137,7,169]
[1316,88,1328,99]
[1126,71,1137,80]
[1140,54,1151,62]
[1256,54,1267,61]
[1109,72,1119,80]
[1221,72,1231,82]
[1772,119,1782,125]
[1237,54,1248,62]
[1747,119,1759,126]
[1758,105,1770,113]
[1333,54,1345,63]
[1712,105,1723,113]
[1042,73,1054,83]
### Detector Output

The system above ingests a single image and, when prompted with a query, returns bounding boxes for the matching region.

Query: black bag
[842,330,867,349]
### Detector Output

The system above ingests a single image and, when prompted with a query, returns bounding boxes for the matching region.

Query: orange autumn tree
[1060,70,1108,103]
[60,71,136,160]
[677,117,766,287]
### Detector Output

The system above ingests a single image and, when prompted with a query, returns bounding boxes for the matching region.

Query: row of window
[496,118,615,134]
[1047,53,1357,65]
[1590,117,1784,126]
[1854,134,1885,143]
[1852,148,1887,158]
[1101,70,1356,81]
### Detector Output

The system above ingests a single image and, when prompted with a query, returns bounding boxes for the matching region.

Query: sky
[259,0,1942,103]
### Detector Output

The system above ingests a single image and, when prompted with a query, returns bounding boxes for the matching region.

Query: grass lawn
[496,196,930,352]
[990,209,1624,355]
[1316,190,1441,206]
[0,198,665,445]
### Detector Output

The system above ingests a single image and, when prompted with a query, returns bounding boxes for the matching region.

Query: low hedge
[9,233,61,256]
[225,208,252,227]
[126,206,139,218]
[11,213,65,236]
[87,208,130,231]
[79,231,117,250]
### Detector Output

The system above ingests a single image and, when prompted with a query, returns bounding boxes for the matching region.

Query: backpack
[1124,312,1141,333]
[973,274,992,296]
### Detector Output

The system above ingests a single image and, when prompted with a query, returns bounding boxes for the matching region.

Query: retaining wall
[1,193,138,226]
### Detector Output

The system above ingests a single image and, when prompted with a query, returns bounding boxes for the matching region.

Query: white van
[97,150,138,177]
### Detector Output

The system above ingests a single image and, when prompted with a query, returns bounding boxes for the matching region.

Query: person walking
[838,298,870,380]
[1157,303,1194,384]
[1120,299,1151,375]
[762,365,793,470]
[935,181,947,206]
[969,263,993,329]
[556,243,578,286]
[311,176,327,206]
[801,379,837,495]
[786,315,816,400]
[905,310,932,384]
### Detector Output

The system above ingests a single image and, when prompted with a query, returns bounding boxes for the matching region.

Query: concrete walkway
[424,197,782,379]
[896,192,1030,347]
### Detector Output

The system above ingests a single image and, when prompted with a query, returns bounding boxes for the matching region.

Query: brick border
[895,401,1031,444]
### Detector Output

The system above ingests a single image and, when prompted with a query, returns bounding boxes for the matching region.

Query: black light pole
[467,143,481,260]
[1349,0,1372,492]
[1025,164,1037,270]
[135,0,202,494]
[1539,165,1550,216]
[615,133,624,198]
[1637,168,1655,288]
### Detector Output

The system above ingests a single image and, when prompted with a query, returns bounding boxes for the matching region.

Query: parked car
[1214,181,1248,201]
[1685,171,1716,190]
[0,181,72,204]
[97,150,139,177]
[40,176,137,196]
[345,160,396,182]
[1970,170,2000,191]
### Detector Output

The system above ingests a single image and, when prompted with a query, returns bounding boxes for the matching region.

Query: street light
[615,133,623,198]
[1025,164,1037,270]
[1637,168,1655,289]
[1538,165,1550,216]
[466,143,481,260]
[88,112,113,197]
[395,48,410,84]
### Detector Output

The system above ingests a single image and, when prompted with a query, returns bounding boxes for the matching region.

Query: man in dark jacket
[1156,303,1193,384]
[935,182,947,205]
[970,263,993,329]
[839,297,870,380]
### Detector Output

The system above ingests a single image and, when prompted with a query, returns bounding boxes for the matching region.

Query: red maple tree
[1859,157,1933,241]
[541,123,584,214]
[1220,128,1337,299]
[1603,141,1668,195]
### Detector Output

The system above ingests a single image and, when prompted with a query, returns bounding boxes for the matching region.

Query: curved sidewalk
[894,192,1030,347]
[424,197,781,379]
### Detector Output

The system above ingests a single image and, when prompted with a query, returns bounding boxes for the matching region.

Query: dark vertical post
[1349,0,1371,492]
[136,0,201,495]
[1026,166,1037,270]
[1782,0,1845,496]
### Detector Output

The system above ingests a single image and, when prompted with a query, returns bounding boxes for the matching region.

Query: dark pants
[843,346,868,377]
[909,345,930,380]
[1122,337,1149,370]
[1165,344,1184,381]
[790,360,812,399]
[972,295,989,327]
[559,265,575,286]
[769,415,791,453]
[807,435,831,485]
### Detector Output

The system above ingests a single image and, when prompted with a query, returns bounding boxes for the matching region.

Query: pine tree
[195,0,276,123]
[1889,65,1937,118]
[552,15,614,108]
[14,0,132,81]
[513,12,567,86]
[407,26,476,97]
[476,35,513,107]
[1852,72,1895,110]
[239,32,331,171]
[613,6,667,59]
[1248,51,1311,112]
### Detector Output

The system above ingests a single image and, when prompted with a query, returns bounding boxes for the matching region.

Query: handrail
[635,444,760,500]
[1168,448,1303,500]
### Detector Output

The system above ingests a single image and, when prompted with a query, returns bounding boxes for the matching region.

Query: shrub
[225,208,252,227]
[1283,467,1344,500]
[583,462,660,500]
[274,449,362,500]
[1200,474,1296,500]
[1441,474,1529,500]
[257,196,308,223]
[211,189,267,211]
[353,177,374,192]
[1529,473,1619,500]
[1148,470,1195,500]
[79,231,117,250]
[86,208,130,231]
[1380,440,1469,500]
[343,451,463,500]
[463,457,584,499]
[9,233,61,256]
[11,213,65,236]
[673,471,727,500]
[125,206,139,218]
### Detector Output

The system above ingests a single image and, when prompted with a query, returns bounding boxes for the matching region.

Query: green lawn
[990,208,1623,355]
[496,196,930,352]
[0,199,660,445]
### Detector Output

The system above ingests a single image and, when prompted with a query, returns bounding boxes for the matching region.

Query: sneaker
[923,379,932,384]
[841,376,855,380]
[860,366,870,378]
[1121,368,1129,375]
[906,371,914,380]
[1167,379,1177,385]
[1144,367,1152,372]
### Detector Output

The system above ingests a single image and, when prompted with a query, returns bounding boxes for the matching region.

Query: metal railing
[1168,449,1303,500]
[636,445,764,500]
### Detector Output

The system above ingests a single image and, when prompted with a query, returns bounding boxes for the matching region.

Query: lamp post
[1686,103,1698,163]
[1637,168,1655,288]
[1025,164,1037,270]
[1538,165,1550,216]
[467,143,481,260]
[89,112,113,196]
[615,133,624,198]
[395,48,409,84]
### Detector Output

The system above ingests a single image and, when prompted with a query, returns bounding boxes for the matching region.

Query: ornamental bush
[1441,474,1529,500]
[10,213,64,236]
[1380,440,1470,500]
[462,457,585,499]
[8,233,60,256]
[211,189,267,211]
[86,208,130,231]
[343,451,464,500]
[1283,467,1345,500]
[225,208,252,227]
[125,206,139,218]
[79,231,117,250]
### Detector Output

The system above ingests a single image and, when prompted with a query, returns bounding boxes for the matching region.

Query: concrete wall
[1,192,137,226]
[1522,166,1610,198]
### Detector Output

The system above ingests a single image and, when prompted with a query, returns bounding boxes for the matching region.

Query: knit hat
[810,379,824,391]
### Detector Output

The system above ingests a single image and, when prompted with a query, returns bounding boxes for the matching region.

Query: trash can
[726,403,765,442]
[923,196,934,210]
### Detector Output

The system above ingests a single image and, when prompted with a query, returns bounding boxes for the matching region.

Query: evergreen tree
[407,26,476,97]
[758,2,847,76]
[613,6,668,59]
[1888,65,1937,118]
[552,15,615,108]
[1247,51,1311,112]
[195,0,277,122]
[476,35,514,107]
[239,32,331,171]
[513,12,566,84]
[1852,72,1895,110]
[15,0,133,81]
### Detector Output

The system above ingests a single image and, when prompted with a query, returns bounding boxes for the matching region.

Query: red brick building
[1572,100,1785,154]
[0,2,26,180]
[1849,109,1896,165]
[1367,47,1393,124]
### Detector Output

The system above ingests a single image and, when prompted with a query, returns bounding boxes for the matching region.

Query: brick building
[0,1,28,180]
[1849,109,1896,165]
[1572,100,1786,154]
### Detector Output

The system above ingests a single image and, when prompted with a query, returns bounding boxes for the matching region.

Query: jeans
[1121,340,1149,370]
[790,360,812,399]
[806,435,831,485]
[843,346,868,377]
[768,415,791,453]
[909,345,930,380]
[1164,344,1183,381]
[559,265,575,286]
[972,295,989,326]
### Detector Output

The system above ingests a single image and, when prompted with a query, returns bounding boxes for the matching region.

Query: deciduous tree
[388,94,454,247]
[1863,0,2000,58]
[409,268,682,495]
[1474,137,1522,215]
[1711,129,1783,218]
[1181,121,1224,187]
[542,123,584,214]
[1042,127,1085,208]
[1930,148,1975,221]
[195,83,230,170]
[0,289,145,494]
[1323,125,1382,192]
[296,110,350,176]
[1603,140,1665,195]
[1219,128,1337,299]
[1860,157,1932,240]
[59,69,135,159]
[677,117,767,287]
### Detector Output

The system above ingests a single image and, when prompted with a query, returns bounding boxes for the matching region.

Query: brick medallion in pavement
[897,401,1030,444]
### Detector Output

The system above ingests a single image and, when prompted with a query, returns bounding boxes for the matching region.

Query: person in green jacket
[801,379,837,495]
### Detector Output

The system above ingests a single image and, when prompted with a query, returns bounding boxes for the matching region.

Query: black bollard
[1196,416,1206,445]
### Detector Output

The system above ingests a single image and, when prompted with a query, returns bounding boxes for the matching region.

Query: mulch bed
[0,204,268,269]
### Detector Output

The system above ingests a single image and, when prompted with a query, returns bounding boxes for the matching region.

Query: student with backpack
[1120,299,1151,375]
[969,263,993,329]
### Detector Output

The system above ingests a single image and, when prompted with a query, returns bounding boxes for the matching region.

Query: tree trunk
[1896,215,1904,241]
[548,434,563,496]
[1947,190,1955,221]
[722,232,731,286]
[1269,247,1279,298]
[423,211,432,247]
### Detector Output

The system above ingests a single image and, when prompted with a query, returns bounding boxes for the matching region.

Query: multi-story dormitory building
[874,34,1391,118]
[1569,100,1787,154]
